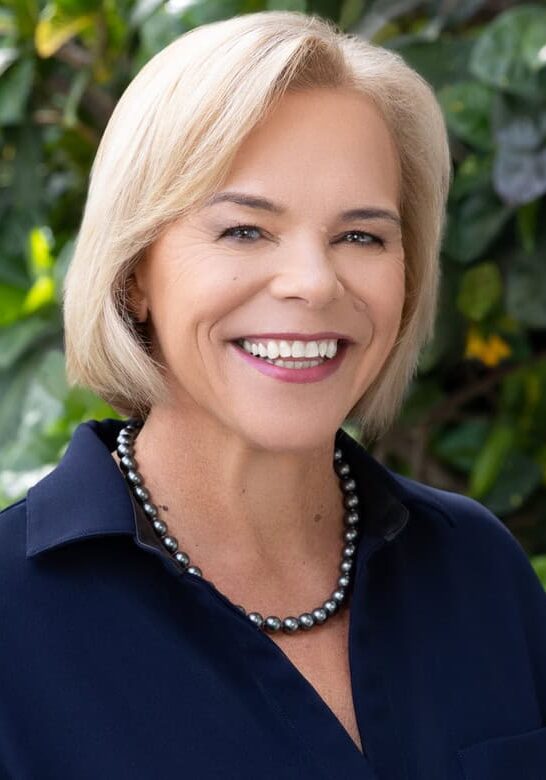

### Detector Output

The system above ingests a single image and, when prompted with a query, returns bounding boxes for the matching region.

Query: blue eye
[342,231,385,248]
[219,224,263,242]
[218,224,385,248]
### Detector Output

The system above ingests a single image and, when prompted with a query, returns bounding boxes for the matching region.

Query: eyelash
[218,224,385,248]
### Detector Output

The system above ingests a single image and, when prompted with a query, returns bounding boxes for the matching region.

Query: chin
[231,415,343,455]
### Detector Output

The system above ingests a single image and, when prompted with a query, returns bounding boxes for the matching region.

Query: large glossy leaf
[506,245,546,329]
[469,421,516,499]
[35,5,95,58]
[389,37,473,91]
[0,313,60,370]
[0,46,18,78]
[443,189,513,264]
[0,349,67,471]
[432,418,490,473]
[456,262,503,322]
[0,58,34,125]
[492,94,546,205]
[469,5,546,101]
[479,451,543,516]
[438,81,494,151]
[353,0,425,39]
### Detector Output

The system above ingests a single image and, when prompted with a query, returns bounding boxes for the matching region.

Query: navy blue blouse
[1,417,546,779]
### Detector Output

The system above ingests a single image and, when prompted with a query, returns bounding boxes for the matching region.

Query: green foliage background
[1,0,545,585]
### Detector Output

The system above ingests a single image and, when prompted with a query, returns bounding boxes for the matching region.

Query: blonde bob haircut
[63,9,452,443]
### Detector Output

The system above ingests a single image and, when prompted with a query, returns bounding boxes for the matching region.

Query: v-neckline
[180,530,388,778]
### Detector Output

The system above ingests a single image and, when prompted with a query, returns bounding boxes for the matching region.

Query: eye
[218,224,264,242]
[339,230,385,248]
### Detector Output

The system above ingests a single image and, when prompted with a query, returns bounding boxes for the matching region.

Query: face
[131,87,405,452]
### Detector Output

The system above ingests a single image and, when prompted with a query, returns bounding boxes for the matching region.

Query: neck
[119,406,347,601]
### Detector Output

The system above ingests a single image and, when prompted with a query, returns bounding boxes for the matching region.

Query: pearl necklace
[117,419,361,635]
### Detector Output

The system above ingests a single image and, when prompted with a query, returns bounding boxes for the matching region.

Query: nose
[268,241,344,308]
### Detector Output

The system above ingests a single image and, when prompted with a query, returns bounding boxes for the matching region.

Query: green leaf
[437,81,494,151]
[531,555,546,590]
[469,5,546,101]
[516,200,540,253]
[479,451,542,516]
[449,153,494,200]
[0,350,68,471]
[469,422,516,499]
[353,0,424,39]
[506,245,546,328]
[0,315,59,370]
[0,46,18,78]
[339,0,365,30]
[456,261,503,322]
[443,189,513,263]
[389,37,474,91]
[433,418,490,473]
[0,283,25,326]
[0,58,34,125]
[28,226,54,275]
[35,4,96,58]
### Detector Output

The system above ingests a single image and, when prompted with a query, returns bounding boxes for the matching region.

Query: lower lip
[229,341,349,383]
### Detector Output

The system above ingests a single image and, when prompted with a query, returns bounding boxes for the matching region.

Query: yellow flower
[465,327,511,367]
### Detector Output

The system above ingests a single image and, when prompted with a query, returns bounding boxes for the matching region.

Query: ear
[127,263,149,324]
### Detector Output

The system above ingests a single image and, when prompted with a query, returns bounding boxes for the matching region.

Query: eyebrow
[204,191,401,227]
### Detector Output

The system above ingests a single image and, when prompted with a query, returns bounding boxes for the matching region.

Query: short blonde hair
[63,10,451,443]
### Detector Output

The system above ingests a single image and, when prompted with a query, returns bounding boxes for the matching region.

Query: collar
[26,418,411,559]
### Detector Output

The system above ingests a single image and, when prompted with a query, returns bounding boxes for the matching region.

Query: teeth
[240,338,339,361]
[265,359,323,369]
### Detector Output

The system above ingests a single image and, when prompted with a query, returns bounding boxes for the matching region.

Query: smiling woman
[1,9,546,780]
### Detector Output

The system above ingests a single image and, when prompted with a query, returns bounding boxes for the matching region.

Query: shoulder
[388,467,546,605]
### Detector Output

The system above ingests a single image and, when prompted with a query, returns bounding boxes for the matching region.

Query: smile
[229,338,349,384]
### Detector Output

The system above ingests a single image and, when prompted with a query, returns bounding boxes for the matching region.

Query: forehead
[218,87,401,211]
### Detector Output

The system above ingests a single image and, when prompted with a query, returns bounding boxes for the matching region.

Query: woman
[1,10,545,779]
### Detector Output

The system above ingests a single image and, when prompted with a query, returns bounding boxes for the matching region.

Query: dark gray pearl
[119,455,135,471]
[264,616,282,633]
[344,493,359,510]
[282,617,299,633]
[134,485,149,502]
[344,510,359,526]
[298,613,315,630]
[335,461,351,478]
[323,599,337,615]
[153,519,167,536]
[248,612,264,628]
[175,551,189,568]
[344,527,358,542]
[118,430,359,636]
[162,536,178,553]
[143,502,158,518]
[312,608,328,624]
[332,588,345,603]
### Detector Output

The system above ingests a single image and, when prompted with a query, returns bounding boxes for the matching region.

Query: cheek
[352,257,405,325]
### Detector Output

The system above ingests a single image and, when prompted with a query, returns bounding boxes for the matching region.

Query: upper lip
[234,332,353,343]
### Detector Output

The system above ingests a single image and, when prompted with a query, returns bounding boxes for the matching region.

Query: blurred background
[0,0,545,586]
